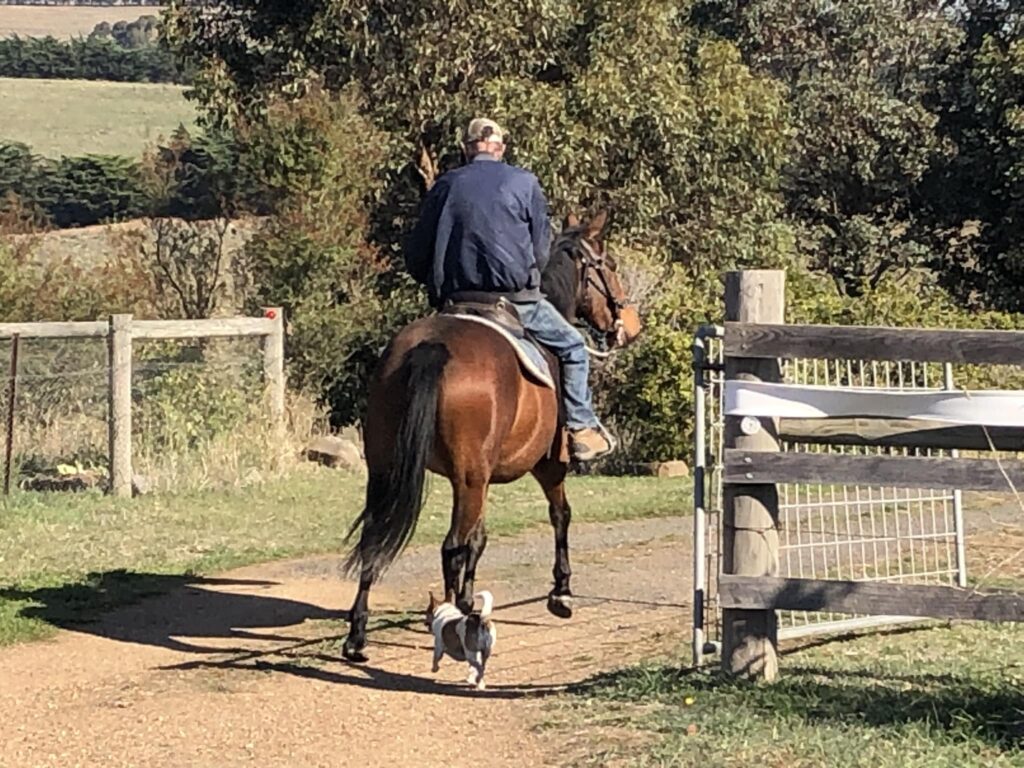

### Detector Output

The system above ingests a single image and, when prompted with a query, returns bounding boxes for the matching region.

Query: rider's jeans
[513,299,600,430]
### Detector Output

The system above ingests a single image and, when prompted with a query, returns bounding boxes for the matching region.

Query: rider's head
[463,117,506,161]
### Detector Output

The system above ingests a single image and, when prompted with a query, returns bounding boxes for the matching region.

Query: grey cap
[464,117,506,144]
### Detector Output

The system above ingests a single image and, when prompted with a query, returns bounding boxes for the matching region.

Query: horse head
[543,209,642,354]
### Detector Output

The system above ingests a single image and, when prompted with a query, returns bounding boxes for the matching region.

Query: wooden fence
[1,309,284,498]
[719,270,1024,681]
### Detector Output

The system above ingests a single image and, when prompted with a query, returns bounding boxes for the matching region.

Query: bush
[38,155,149,227]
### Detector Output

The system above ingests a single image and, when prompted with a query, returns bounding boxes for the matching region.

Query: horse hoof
[341,641,368,663]
[547,593,574,619]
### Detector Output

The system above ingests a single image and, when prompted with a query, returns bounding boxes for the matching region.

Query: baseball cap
[464,117,506,144]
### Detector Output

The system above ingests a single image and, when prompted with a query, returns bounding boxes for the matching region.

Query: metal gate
[692,325,967,666]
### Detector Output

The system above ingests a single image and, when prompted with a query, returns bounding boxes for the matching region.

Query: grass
[0,76,196,157]
[548,623,1024,767]
[0,6,164,40]
[0,467,690,646]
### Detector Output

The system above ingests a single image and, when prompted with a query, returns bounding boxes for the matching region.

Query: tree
[696,0,961,295]
[163,0,796,456]
[923,1,1024,309]
[238,87,421,427]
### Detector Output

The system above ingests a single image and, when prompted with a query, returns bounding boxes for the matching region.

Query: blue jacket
[405,154,552,308]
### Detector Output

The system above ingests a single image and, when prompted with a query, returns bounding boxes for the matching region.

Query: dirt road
[0,516,692,768]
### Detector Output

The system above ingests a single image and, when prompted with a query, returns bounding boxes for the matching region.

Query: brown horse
[341,210,641,662]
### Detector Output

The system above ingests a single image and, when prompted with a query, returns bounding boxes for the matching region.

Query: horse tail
[343,341,450,579]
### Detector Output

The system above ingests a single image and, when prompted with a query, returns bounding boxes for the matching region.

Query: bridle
[574,236,634,357]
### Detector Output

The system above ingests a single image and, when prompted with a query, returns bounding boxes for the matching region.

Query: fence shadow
[0,569,344,654]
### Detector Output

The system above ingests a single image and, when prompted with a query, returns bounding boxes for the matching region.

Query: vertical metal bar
[3,334,19,496]
[692,333,707,667]
[944,362,969,587]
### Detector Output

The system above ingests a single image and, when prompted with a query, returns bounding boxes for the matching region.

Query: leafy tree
[163,0,796,454]
[924,1,1024,309]
[238,87,422,427]
[696,0,961,295]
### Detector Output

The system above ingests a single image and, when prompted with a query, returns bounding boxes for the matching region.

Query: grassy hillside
[0,5,165,39]
[0,76,195,157]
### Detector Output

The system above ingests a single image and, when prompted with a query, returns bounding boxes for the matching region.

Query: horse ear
[585,209,610,240]
[563,212,580,228]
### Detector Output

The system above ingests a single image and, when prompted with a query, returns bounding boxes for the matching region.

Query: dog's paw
[432,662,440,673]
[476,680,487,691]
[466,670,479,685]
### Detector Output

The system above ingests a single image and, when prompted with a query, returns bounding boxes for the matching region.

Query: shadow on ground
[1,570,342,653]
[568,636,1024,751]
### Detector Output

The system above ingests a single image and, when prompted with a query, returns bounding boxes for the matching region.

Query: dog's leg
[432,638,444,673]
[466,649,484,687]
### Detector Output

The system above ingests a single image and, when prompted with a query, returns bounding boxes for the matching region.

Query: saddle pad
[448,313,555,389]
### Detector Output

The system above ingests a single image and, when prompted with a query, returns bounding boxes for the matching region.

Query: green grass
[549,624,1024,767]
[0,467,690,646]
[0,76,196,157]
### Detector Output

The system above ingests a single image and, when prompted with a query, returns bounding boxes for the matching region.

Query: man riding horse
[339,117,640,663]
[405,117,614,462]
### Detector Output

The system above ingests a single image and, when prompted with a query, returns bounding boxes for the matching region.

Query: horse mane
[541,227,582,319]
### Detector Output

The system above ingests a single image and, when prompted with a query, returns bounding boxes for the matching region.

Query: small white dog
[425,590,497,690]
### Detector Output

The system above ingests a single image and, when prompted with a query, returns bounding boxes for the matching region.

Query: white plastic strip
[724,380,1024,427]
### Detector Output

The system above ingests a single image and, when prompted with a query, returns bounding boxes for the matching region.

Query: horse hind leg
[533,459,573,618]
[443,477,489,614]
[342,472,386,663]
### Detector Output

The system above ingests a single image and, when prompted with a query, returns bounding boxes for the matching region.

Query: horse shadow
[0,570,567,699]
[0,569,344,654]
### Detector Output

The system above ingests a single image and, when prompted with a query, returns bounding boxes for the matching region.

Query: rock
[306,435,365,472]
[637,460,690,478]
[20,470,105,493]
[131,474,151,497]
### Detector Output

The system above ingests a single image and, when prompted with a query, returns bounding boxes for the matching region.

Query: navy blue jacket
[405,154,552,308]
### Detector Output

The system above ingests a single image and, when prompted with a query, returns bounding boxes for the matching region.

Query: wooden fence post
[722,270,784,681]
[262,307,285,443]
[107,314,133,498]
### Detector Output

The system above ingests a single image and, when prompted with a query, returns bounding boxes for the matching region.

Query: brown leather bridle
[574,237,634,353]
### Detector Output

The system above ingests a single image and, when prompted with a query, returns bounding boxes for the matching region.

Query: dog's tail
[475,590,494,619]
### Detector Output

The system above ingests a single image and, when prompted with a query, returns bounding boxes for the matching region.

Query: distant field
[0,76,195,157]
[0,5,164,39]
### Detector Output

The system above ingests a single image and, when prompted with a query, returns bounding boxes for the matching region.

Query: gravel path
[0,515,693,768]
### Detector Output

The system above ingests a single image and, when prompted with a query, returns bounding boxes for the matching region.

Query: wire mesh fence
[695,326,967,659]
[0,330,302,494]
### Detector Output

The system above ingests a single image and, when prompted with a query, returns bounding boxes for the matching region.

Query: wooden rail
[724,321,1024,366]
[2,311,285,497]
[718,575,1024,624]
[715,269,1024,682]
[725,449,1024,492]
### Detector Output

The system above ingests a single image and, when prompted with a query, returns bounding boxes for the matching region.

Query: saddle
[439,291,525,336]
